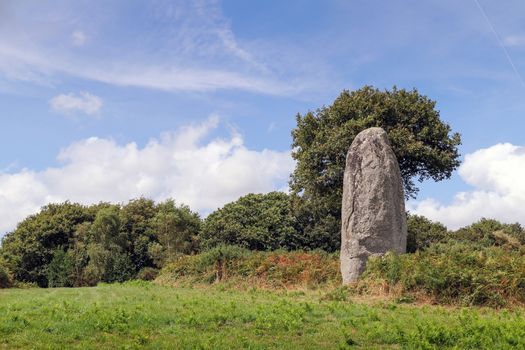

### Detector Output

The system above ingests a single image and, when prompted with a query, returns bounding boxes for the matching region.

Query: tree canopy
[0,199,200,287]
[201,192,300,251]
[290,86,461,251]
[406,214,448,253]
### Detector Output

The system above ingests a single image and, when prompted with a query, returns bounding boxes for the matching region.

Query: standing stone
[340,127,407,284]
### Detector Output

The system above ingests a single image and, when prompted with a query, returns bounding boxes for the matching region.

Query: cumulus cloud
[409,143,525,229]
[50,92,102,115]
[0,116,294,234]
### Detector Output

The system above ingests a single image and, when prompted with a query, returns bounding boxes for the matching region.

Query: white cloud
[504,35,525,47]
[0,116,294,234]
[409,143,525,229]
[0,1,305,95]
[71,30,87,47]
[0,41,296,94]
[50,92,102,115]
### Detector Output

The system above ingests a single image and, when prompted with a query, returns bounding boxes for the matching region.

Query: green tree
[83,243,111,285]
[290,86,461,251]
[201,192,300,251]
[119,198,158,271]
[0,198,203,286]
[66,222,91,286]
[148,200,201,266]
[406,214,448,253]
[0,202,93,286]
[46,248,75,288]
[89,206,123,247]
[84,206,133,284]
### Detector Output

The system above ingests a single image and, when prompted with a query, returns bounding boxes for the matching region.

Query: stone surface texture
[340,127,407,284]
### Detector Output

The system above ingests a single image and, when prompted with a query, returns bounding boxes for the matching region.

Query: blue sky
[1,0,525,235]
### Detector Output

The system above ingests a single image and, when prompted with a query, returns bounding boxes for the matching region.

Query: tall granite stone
[340,127,407,284]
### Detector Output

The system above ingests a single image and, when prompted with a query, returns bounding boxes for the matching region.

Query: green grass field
[1,282,524,350]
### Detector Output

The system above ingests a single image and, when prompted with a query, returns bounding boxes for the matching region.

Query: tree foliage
[46,248,75,288]
[290,86,461,251]
[0,198,201,287]
[406,214,448,253]
[148,200,201,266]
[0,202,93,287]
[119,198,157,271]
[201,192,300,251]
[450,218,525,248]
[0,260,13,288]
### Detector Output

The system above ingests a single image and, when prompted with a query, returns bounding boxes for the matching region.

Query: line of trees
[0,199,200,287]
[2,190,523,289]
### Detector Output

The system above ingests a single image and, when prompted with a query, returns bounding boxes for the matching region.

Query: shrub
[451,218,525,248]
[157,248,340,288]
[361,242,525,307]
[0,262,13,288]
[136,267,159,281]
[198,245,249,266]
[406,214,448,252]
[197,245,250,282]
[12,281,38,289]
[254,250,339,287]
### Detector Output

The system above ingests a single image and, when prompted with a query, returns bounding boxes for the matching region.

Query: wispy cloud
[50,92,102,116]
[267,122,277,132]
[0,41,297,94]
[504,35,525,47]
[71,30,87,47]
[0,1,304,95]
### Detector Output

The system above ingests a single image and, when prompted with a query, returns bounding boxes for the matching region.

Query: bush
[198,245,250,266]
[201,192,302,251]
[406,214,448,252]
[0,262,13,288]
[451,218,525,248]
[136,267,159,281]
[157,248,340,288]
[361,242,525,307]
[12,281,38,289]
[155,245,249,285]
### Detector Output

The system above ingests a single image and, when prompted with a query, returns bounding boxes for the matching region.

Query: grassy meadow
[1,282,525,350]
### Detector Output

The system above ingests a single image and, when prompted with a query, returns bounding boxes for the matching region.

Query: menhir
[340,127,407,284]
